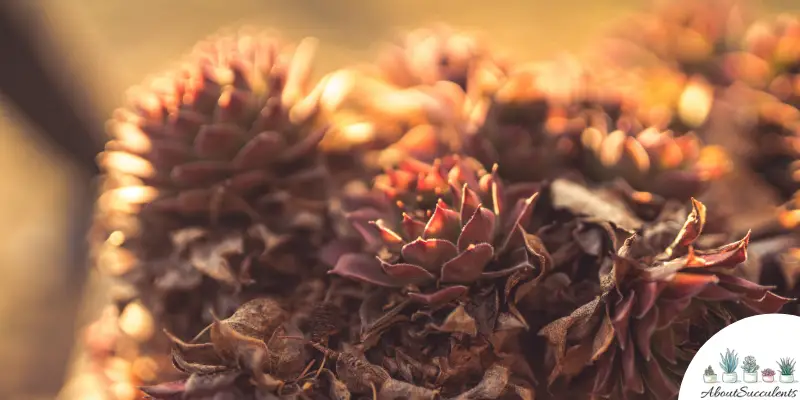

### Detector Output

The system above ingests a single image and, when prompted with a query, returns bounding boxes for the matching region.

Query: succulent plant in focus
[539,199,789,398]
[331,155,541,323]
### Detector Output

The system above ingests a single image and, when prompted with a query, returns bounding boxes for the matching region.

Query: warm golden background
[2,0,799,398]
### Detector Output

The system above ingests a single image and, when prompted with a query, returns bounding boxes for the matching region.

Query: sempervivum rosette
[726,16,800,199]
[464,58,593,183]
[599,0,747,85]
[466,58,730,199]
[740,15,800,109]
[319,25,508,172]
[578,124,731,200]
[538,199,789,399]
[374,24,510,91]
[329,155,539,397]
[331,155,540,319]
[90,30,333,393]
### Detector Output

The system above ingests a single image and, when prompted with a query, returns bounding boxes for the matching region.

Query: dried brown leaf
[549,179,642,231]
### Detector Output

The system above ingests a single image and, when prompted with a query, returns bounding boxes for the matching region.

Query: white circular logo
[680,314,800,399]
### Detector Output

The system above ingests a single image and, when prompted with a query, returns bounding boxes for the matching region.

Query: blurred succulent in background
[599,0,748,84]
[715,14,800,312]
[465,57,730,199]
[319,25,508,173]
[90,30,335,394]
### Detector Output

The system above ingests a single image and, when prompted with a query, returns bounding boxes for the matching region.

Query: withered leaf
[140,380,186,399]
[506,383,535,400]
[164,330,229,375]
[449,364,509,400]
[322,368,351,400]
[359,290,409,342]
[379,378,439,400]
[549,179,642,232]
[188,232,245,288]
[664,198,707,256]
[184,370,242,397]
[308,302,341,345]
[223,298,287,342]
[521,230,552,272]
[265,323,309,379]
[496,313,527,331]
[334,349,391,394]
[538,296,604,363]
[428,304,478,336]
[209,315,273,385]
[466,288,500,335]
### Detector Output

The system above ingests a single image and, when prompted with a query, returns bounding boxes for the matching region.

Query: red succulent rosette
[330,155,542,320]
[96,32,329,242]
[539,199,789,399]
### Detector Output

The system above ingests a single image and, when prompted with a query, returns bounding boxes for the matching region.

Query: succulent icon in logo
[762,368,776,383]
[778,358,796,383]
[720,349,739,383]
[742,356,759,383]
[704,366,718,383]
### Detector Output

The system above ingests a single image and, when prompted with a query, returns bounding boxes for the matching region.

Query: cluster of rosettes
[81,15,799,400]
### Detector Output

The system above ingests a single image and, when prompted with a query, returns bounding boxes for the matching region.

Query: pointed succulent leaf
[458,206,497,251]
[401,238,459,272]
[440,243,494,283]
[423,200,461,240]
[407,285,469,305]
[329,253,401,287]
[380,260,438,285]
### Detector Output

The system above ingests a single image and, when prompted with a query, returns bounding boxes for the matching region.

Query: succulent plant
[464,58,731,200]
[319,25,507,172]
[331,155,540,321]
[779,358,797,375]
[720,349,740,374]
[89,31,335,392]
[705,366,716,376]
[739,15,800,107]
[743,355,760,373]
[763,368,777,377]
[717,14,800,318]
[464,59,589,184]
[599,0,748,85]
[375,24,509,91]
[539,199,789,398]
[578,124,730,199]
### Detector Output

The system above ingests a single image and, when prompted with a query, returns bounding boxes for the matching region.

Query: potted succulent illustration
[778,358,796,383]
[720,349,739,383]
[762,368,776,383]
[743,356,760,383]
[704,366,718,383]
